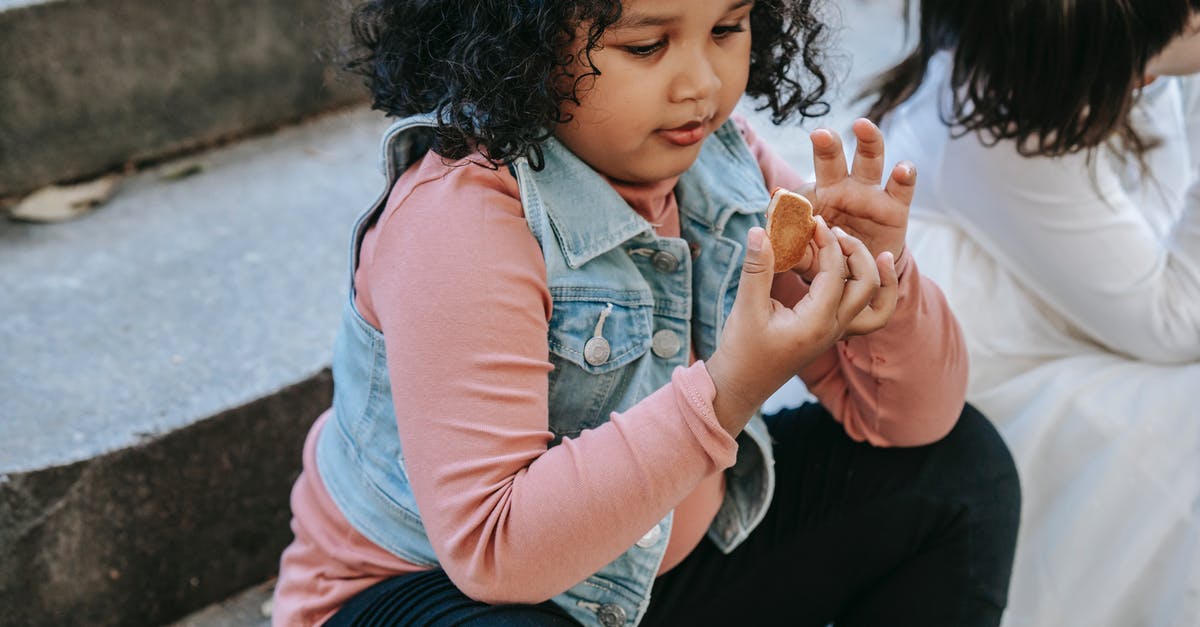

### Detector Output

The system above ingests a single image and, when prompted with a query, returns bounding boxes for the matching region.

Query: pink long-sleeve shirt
[272,118,968,626]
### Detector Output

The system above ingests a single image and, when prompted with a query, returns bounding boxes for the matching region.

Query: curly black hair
[345,0,830,168]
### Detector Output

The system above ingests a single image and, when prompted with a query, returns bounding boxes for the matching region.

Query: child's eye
[623,40,665,57]
[712,23,747,39]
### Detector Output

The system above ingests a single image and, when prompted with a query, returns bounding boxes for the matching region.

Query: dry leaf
[159,162,205,181]
[8,176,120,223]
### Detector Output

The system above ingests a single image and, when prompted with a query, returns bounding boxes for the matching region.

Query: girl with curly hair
[866,1,1200,625]
[272,1,1020,625]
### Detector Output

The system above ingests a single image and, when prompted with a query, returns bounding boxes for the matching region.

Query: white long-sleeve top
[882,52,1200,364]
[878,53,1200,627]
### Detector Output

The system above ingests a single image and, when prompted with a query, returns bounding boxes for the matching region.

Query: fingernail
[882,251,895,264]
[748,227,763,253]
[815,215,827,228]
[832,226,847,237]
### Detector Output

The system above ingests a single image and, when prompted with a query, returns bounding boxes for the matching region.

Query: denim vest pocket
[546,290,652,439]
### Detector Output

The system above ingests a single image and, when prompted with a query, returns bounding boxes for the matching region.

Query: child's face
[555,0,753,184]
[1147,12,1200,77]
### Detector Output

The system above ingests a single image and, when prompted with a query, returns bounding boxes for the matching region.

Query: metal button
[651,250,679,274]
[596,603,627,627]
[651,329,681,359]
[636,524,662,548]
[584,337,611,366]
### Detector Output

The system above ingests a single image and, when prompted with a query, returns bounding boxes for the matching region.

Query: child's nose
[668,49,721,103]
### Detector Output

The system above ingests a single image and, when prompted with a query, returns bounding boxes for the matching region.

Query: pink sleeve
[365,162,737,604]
[798,251,968,446]
[736,115,968,447]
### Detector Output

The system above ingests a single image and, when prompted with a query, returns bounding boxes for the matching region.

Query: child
[865,2,1200,625]
[273,1,1020,625]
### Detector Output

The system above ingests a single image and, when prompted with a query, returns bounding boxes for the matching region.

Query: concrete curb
[0,372,329,627]
[0,0,366,198]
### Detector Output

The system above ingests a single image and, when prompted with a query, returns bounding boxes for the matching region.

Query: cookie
[764,187,816,273]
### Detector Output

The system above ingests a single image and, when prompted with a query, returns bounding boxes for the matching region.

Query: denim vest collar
[529,122,770,271]
[528,138,654,269]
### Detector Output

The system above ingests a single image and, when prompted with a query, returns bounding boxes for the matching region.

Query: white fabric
[881,52,1200,627]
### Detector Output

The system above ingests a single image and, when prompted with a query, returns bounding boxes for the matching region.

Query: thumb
[735,227,776,310]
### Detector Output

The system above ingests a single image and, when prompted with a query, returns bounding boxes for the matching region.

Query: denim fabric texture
[316,114,780,626]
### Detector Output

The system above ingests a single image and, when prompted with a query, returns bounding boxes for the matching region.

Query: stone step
[166,580,274,627]
[0,105,390,627]
[0,0,366,199]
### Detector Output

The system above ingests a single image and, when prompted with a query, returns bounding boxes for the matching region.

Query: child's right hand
[705,217,897,437]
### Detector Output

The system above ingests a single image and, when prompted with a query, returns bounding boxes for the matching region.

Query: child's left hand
[805,118,914,264]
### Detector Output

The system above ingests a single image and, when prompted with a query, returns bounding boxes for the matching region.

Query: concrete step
[0,105,390,627]
[166,580,274,627]
[0,0,366,199]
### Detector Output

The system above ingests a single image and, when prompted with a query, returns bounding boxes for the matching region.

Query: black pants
[326,403,1021,627]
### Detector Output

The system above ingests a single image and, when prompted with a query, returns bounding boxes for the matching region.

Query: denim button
[635,524,662,548]
[651,250,679,273]
[596,603,627,627]
[651,330,681,359]
[584,337,611,366]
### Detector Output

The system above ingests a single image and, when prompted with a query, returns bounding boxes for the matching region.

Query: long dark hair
[862,0,1200,159]
[344,0,832,168]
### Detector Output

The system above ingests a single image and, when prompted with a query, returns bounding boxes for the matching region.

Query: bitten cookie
[764,187,816,273]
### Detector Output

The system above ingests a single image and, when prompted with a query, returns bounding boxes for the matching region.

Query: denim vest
[316,114,777,627]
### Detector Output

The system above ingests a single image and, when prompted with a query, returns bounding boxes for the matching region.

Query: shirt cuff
[674,361,738,469]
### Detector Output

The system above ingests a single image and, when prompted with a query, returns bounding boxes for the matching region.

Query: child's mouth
[658,120,707,147]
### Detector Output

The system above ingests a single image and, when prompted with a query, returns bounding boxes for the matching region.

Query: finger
[868,250,899,318]
[796,181,817,207]
[731,227,776,319]
[833,227,881,323]
[884,160,917,208]
[849,118,886,185]
[813,216,847,280]
[789,242,817,282]
[844,251,899,336]
[796,217,845,319]
[810,128,849,190]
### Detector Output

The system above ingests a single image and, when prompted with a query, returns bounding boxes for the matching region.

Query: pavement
[0,106,388,475]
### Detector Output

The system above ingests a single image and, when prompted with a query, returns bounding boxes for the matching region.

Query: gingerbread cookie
[764,187,816,273]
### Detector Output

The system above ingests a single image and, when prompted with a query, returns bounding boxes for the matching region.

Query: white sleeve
[934,132,1200,363]
[1179,75,1200,177]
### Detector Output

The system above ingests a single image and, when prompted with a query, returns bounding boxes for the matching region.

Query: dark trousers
[326,403,1021,627]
